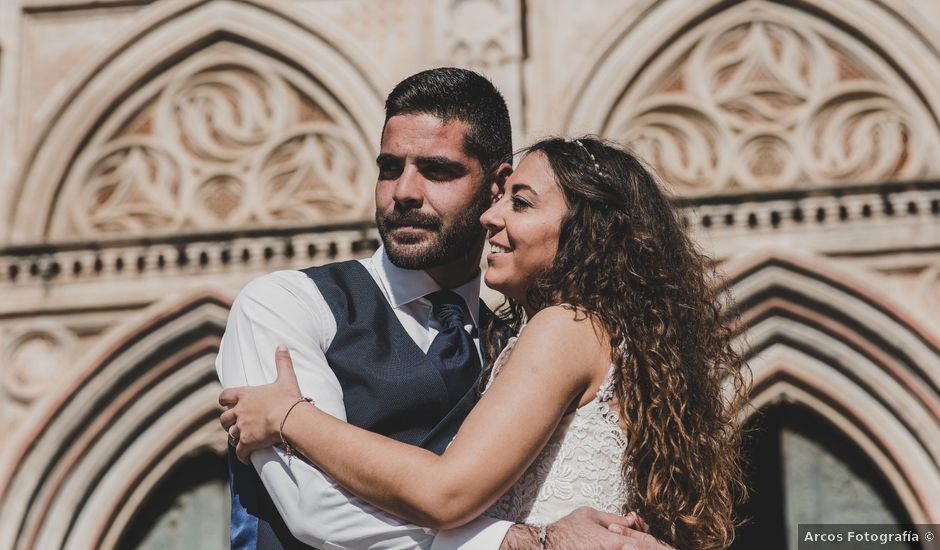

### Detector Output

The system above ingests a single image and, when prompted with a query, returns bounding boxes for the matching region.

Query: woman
[220,137,748,549]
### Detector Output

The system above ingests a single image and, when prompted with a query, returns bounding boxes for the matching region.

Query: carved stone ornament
[52,42,375,238]
[1,324,78,404]
[435,0,521,70]
[606,2,940,194]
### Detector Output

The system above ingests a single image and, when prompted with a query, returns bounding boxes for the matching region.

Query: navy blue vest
[228,261,501,549]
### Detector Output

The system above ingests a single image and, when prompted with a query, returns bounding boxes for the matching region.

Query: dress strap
[595,365,617,402]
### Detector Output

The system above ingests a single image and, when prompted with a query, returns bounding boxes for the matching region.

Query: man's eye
[421,168,457,182]
[377,164,402,180]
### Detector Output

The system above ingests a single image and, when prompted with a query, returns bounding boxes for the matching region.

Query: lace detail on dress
[483,328,630,526]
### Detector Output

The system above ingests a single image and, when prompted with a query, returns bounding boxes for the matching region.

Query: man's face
[375,113,489,270]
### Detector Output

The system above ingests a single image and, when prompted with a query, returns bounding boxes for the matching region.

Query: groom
[217,67,651,549]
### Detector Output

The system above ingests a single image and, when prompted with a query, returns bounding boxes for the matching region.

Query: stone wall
[1,1,939,547]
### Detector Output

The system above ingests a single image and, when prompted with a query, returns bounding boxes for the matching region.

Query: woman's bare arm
[221,305,609,529]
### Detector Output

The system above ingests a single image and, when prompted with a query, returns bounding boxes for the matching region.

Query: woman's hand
[219,345,303,464]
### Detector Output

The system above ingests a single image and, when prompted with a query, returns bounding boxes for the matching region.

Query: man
[217,67,652,549]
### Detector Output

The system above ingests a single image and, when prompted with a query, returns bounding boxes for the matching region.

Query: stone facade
[1,1,939,548]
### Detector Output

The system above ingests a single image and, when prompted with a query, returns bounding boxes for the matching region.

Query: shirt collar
[373,246,482,327]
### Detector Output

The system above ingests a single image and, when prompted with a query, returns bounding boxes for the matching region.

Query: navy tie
[426,290,482,407]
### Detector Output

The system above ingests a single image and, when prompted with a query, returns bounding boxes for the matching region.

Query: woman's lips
[487,243,512,262]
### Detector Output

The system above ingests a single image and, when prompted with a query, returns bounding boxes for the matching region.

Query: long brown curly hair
[482,136,749,549]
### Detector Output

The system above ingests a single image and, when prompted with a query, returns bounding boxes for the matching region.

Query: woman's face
[480,151,569,306]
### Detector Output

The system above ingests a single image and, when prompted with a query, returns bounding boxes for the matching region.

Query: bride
[220,137,748,550]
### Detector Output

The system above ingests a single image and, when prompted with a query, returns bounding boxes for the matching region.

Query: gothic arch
[0,291,233,550]
[724,252,940,522]
[563,0,940,193]
[7,0,385,244]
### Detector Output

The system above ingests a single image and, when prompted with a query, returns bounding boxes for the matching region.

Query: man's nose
[392,166,423,207]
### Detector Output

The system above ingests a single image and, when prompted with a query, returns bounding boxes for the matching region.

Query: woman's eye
[511,196,531,211]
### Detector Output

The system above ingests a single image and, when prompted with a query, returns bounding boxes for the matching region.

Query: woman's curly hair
[483,136,750,549]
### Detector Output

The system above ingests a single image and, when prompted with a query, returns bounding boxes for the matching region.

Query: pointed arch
[0,291,234,550]
[563,0,940,192]
[7,0,385,244]
[724,252,940,522]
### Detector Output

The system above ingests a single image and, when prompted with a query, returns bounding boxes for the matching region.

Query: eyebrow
[375,154,468,174]
[511,183,539,196]
[376,153,402,165]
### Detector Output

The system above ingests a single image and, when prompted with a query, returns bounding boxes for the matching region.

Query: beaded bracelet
[280,396,314,465]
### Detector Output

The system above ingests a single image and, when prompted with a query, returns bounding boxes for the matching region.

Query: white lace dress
[482,330,631,526]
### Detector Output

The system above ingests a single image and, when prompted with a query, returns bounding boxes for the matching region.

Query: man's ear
[490,162,513,197]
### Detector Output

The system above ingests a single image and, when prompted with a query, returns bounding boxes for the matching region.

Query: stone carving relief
[52,42,374,239]
[0,324,78,416]
[606,3,940,194]
[435,0,521,71]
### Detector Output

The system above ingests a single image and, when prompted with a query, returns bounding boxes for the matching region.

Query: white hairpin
[566,138,607,178]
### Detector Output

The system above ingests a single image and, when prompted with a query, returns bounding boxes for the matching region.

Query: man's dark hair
[384,67,512,176]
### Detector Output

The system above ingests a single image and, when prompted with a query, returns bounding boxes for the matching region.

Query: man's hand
[498,508,678,550]
[610,515,677,549]
[499,507,644,550]
[617,528,677,550]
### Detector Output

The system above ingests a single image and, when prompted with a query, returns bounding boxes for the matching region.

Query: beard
[377,193,489,270]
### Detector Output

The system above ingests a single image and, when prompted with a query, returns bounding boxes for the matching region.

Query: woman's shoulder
[518,305,610,363]
[526,304,599,333]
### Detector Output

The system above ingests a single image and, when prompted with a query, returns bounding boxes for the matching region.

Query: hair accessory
[280,396,315,465]
[566,138,607,178]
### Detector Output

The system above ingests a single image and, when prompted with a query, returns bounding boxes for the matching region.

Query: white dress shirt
[216,246,513,549]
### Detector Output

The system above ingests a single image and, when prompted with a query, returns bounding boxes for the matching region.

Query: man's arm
[217,270,511,549]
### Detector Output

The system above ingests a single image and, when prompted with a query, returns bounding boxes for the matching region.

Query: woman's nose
[480,199,502,231]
